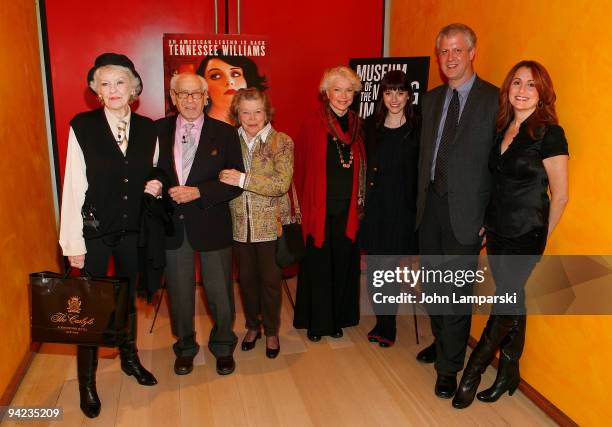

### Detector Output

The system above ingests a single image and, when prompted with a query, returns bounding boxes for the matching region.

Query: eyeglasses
[174,91,205,100]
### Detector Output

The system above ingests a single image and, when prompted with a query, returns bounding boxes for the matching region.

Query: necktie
[117,120,128,155]
[182,123,196,183]
[433,89,460,195]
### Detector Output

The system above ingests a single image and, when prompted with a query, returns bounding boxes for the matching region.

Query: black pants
[82,232,140,356]
[469,228,547,378]
[418,189,480,375]
[293,199,360,335]
[234,240,282,336]
[164,226,237,358]
[486,228,547,314]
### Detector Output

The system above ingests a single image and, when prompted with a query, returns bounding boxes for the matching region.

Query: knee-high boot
[119,310,157,386]
[477,315,526,402]
[452,315,516,409]
[77,345,100,418]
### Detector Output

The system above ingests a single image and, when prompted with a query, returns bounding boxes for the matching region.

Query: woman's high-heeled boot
[477,315,526,402]
[452,315,515,409]
[77,345,101,418]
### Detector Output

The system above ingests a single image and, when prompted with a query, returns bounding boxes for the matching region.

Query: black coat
[138,167,173,300]
[156,114,244,252]
[360,116,419,254]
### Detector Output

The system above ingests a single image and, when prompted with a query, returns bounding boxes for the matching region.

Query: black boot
[77,345,101,418]
[452,315,516,409]
[477,315,526,403]
[120,350,157,386]
[119,312,157,386]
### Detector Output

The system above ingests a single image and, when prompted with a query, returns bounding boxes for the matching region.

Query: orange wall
[0,1,61,398]
[390,1,612,424]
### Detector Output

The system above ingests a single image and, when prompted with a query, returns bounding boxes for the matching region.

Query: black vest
[70,108,157,239]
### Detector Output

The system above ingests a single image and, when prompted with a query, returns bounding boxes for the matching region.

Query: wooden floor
[6,277,555,427]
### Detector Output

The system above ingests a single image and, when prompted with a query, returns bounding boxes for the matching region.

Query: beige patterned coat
[230,129,294,242]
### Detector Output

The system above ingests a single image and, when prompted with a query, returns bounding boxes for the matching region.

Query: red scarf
[293,103,366,248]
[323,104,362,147]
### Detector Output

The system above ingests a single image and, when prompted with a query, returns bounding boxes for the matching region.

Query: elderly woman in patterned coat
[219,87,293,358]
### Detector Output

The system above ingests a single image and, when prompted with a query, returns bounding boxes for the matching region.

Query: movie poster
[162,34,270,123]
[349,57,430,119]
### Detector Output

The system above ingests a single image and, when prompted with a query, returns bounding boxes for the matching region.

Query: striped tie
[117,120,128,155]
[433,89,459,195]
[182,123,196,183]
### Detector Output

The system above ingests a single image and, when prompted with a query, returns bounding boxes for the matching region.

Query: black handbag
[30,269,129,347]
[275,182,306,268]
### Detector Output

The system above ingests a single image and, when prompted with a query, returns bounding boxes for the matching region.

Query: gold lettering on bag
[49,296,96,333]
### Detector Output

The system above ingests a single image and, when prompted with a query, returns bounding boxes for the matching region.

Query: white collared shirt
[104,107,131,155]
[237,123,272,188]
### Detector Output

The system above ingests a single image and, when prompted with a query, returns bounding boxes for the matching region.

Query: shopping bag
[30,270,129,347]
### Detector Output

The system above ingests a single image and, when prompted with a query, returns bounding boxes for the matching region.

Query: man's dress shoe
[216,356,235,375]
[416,343,437,364]
[435,373,457,399]
[174,356,194,375]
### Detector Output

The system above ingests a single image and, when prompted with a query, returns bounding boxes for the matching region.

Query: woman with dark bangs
[452,60,569,409]
[196,55,267,124]
[360,70,420,347]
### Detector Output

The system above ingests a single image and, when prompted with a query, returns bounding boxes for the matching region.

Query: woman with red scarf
[293,66,366,341]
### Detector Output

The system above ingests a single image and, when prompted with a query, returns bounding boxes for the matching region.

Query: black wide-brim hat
[87,52,142,95]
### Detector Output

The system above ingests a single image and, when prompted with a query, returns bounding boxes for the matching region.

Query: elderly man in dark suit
[156,72,243,376]
[415,23,499,399]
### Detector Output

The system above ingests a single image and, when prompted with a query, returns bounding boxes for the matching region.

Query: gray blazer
[416,76,499,245]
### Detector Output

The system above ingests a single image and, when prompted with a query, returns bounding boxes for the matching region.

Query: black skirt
[293,198,360,334]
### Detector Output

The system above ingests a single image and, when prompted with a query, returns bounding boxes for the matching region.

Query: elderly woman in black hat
[59,53,160,418]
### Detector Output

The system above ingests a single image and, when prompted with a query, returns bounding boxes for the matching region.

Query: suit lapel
[424,86,448,169]
[431,85,447,144]
[455,76,482,139]
[168,116,179,185]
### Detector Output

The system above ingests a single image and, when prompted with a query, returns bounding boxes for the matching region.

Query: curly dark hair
[196,55,267,91]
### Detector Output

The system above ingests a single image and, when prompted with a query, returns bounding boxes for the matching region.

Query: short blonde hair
[89,65,142,102]
[229,87,274,125]
[436,23,477,51]
[319,66,362,94]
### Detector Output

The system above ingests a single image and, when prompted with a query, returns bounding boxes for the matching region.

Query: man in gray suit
[415,23,499,398]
